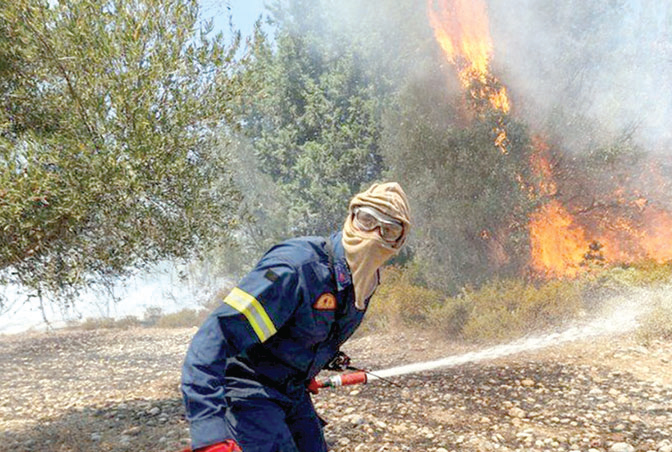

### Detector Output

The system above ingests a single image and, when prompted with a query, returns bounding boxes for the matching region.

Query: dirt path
[0,328,670,452]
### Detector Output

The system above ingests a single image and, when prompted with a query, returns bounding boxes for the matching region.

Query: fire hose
[311,305,640,391]
[311,370,370,389]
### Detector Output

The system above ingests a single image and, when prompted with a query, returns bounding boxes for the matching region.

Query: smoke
[487,0,672,155]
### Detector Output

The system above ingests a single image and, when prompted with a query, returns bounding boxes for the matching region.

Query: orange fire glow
[529,144,672,276]
[427,0,510,114]
[529,200,588,278]
[428,0,672,278]
[638,207,672,263]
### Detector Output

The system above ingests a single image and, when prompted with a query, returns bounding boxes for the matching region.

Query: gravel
[0,327,670,452]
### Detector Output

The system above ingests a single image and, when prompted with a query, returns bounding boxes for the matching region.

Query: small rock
[122,426,141,436]
[658,439,672,452]
[609,443,635,452]
[612,423,626,432]
[508,407,526,418]
[521,378,535,387]
[348,414,366,426]
[148,406,161,416]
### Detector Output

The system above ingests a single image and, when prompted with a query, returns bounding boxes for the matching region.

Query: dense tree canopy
[235,1,389,239]
[381,69,537,292]
[1,0,656,311]
[0,0,243,303]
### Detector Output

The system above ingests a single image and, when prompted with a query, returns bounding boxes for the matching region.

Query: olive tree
[0,0,244,306]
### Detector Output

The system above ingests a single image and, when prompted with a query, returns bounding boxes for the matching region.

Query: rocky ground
[0,327,670,452]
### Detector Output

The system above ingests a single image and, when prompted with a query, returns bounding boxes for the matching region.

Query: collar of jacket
[330,231,352,292]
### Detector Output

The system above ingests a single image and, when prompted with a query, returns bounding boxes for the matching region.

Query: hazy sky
[200,0,267,39]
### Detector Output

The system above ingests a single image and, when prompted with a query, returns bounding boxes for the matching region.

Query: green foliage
[382,71,538,292]
[236,12,385,237]
[0,0,244,303]
[232,0,430,244]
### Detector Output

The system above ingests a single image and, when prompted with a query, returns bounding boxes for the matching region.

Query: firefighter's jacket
[181,231,368,449]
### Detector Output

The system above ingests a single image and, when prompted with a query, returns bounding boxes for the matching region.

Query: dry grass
[367,262,672,344]
[64,263,672,346]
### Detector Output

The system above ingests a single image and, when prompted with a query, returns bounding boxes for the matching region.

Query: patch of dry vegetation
[62,263,672,347]
[367,263,672,344]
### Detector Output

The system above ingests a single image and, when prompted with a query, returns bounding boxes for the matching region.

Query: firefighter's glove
[307,378,321,394]
[180,439,243,452]
[325,351,351,372]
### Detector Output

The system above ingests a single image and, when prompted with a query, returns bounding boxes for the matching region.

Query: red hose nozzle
[315,371,368,390]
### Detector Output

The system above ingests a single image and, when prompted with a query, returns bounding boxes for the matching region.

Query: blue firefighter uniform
[181,231,370,452]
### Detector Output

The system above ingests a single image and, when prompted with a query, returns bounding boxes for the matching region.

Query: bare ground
[0,327,670,452]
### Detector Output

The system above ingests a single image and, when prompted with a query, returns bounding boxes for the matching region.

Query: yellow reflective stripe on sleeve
[224,287,277,342]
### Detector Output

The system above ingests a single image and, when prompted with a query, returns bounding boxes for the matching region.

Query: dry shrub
[155,308,208,328]
[636,285,672,343]
[153,293,226,329]
[458,279,584,343]
[75,315,141,330]
[426,296,472,338]
[589,262,672,289]
[365,267,586,342]
[363,266,446,333]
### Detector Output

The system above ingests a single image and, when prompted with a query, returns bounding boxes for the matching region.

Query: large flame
[428,0,672,278]
[529,142,672,276]
[529,200,587,278]
[427,0,510,114]
[529,139,590,277]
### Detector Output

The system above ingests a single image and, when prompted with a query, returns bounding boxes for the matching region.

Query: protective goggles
[352,206,404,243]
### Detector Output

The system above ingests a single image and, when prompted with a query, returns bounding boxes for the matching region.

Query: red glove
[181,439,242,452]
[307,378,322,394]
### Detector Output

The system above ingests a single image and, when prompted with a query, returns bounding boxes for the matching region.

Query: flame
[529,140,672,276]
[427,0,510,114]
[427,0,492,81]
[427,0,672,279]
[529,200,588,278]
[637,207,672,263]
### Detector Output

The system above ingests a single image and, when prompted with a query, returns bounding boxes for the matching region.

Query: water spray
[313,301,641,391]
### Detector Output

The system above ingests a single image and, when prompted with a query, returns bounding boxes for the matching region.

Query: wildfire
[640,207,672,262]
[529,200,588,278]
[427,0,510,114]
[427,0,672,278]
[530,142,672,276]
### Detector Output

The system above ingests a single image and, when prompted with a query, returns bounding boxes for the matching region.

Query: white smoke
[487,0,672,154]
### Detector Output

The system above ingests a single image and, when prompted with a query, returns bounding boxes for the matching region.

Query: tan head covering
[342,182,411,309]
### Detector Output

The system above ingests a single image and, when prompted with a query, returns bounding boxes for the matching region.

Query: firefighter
[180,182,411,452]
